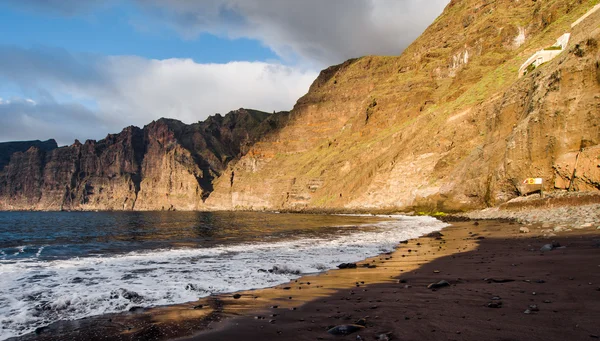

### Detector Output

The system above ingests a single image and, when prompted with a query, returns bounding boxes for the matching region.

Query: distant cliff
[0,109,288,210]
[0,139,58,170]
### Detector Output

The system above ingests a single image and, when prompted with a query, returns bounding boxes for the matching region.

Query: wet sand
[15,220,600,341]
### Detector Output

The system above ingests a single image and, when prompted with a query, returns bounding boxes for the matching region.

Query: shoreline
[185,220,600,341]
[10,215,449,341]
[10,213,600,341]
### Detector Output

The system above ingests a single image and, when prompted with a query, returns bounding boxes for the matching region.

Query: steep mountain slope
[0,109,288,210]
[206,0,600,211]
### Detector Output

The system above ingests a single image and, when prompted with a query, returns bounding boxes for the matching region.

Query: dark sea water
[0,211,446,339]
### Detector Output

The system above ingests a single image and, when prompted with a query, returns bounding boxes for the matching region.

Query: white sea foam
[12,246,25,256]
[0,215,446,340]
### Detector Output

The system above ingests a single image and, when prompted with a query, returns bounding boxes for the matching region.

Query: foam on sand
[0,215,446,340]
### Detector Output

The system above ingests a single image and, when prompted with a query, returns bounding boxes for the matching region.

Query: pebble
[519,227,530,233]
[327,324,365,336]
[427,280,450,289]
[355,318,367,326]
[376,332,393,341]
[461,201,600,229]
[338,263,358,269]
[487,301,502,308]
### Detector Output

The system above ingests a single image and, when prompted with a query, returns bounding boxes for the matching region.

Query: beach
[15,212,600,341]
[183,220,600,341]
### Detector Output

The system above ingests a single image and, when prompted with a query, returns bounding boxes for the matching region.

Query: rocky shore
[461,192,600,238]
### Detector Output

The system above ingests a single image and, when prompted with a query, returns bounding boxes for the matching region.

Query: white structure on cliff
[518,33,570,78]
[519,3,600,78]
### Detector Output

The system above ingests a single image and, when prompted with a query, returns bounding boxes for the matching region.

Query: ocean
[0,211,446,339]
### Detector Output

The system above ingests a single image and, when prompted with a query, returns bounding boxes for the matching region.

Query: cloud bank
[0,46,317,145]
[137,0,451,67]
[0,0,450,144]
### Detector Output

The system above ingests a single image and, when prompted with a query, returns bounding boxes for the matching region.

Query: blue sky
[0,0,450,145]
[0,2,278,64]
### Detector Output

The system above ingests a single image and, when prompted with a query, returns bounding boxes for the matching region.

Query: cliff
[0,139,57,170]
[0,109,288,210]
[206,0,600,211]
[1,0,599,212]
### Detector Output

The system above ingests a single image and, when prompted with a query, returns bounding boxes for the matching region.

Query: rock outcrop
[206,0,600,212]
[1,0,599,212]
[0,109,288,210]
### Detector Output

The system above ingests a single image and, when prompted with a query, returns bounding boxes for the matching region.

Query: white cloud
[0,1,451,143]
[0,47,317,144]
[97,57,316,125]
[136,0,451,67]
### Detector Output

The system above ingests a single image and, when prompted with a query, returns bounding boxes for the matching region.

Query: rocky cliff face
[0,139,57,170]
[1,0,599,212]
[206,0,600,211]
[0,109,288,210]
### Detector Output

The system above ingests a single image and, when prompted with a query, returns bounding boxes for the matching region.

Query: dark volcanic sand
[14,221,600,341]
[182,222,600,341]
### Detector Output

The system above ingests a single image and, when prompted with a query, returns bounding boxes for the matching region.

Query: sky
[0,0,450,145]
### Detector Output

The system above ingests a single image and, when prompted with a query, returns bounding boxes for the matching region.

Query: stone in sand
[233,294,241,299]
[338,263,358,269]
[427,231,444,238]
[540,241,561,252]
[519,227,530,233]
[327,324,365,336]
[484,278,515,283]
[427,280,450,289]
[376,332,394,340]
[355,317,368,326]
[487,301,502,308]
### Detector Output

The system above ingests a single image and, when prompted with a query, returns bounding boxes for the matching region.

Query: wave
[0,215,446,340]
